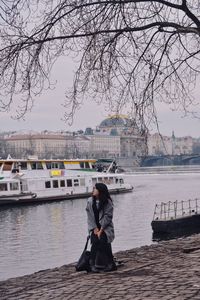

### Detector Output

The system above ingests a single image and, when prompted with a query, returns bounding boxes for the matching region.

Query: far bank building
[85,115,147,158]
[3,115,146,159]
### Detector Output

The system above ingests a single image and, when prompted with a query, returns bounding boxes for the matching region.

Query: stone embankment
[1,234,200,300]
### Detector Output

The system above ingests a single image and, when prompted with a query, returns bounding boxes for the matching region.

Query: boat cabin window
[80,162,84,169]
[73,179,79,186]
[102,177,108,184]
[11,162,20,173]
[92,178,97,185]
[56,162,64,169]
[48,162,65,169]
[85,162,90,169]
[30,162,43,170]
[60,180,65,187]
[10,182,19,191]
[0,183,7,191]
[66,179,72,187]
[45,181,51,188]
[46,162,52,169]
[120,178,124,184]
[3,162,13,171]
[51,162,59,169]
[80,178,85,186]
[109,177,114,184]
[13,162,19,168]
[80,162,90,169]
[60,162,64,169]
[53,180,59,188]
[97,177,102,183]
[102,177,112,185]
[20,162,27,170]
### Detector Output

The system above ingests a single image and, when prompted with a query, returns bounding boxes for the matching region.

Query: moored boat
[0,156,97,175]
[151,198,200,234]
[0,167,133,205]
[0,177,36,203]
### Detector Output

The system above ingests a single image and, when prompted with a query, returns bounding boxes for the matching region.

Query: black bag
[75,235,91,272]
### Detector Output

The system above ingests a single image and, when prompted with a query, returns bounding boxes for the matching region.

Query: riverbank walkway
[1,234,200,300]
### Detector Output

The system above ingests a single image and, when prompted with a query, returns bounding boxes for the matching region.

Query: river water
[0,170,200,281]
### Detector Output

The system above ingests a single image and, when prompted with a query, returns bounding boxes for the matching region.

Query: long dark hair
[94,182,112,211]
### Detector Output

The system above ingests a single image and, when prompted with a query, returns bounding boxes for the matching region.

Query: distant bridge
[140,154,200,167]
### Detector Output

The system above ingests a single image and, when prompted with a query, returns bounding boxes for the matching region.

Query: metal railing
[153,198,200,221]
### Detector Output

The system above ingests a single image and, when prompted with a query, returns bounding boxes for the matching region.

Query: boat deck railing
[153,198,200,221]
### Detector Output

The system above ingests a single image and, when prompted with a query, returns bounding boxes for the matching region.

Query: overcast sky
[1,56,200,138]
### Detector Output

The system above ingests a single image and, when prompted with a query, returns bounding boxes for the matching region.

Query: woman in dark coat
[86,182,117,272]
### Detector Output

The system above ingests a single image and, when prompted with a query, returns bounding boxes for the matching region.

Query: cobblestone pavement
[1,234,200,300]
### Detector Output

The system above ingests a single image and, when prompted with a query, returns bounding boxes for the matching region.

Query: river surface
[0,171,200,281]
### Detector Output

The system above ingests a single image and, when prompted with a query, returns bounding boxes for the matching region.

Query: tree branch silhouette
[0,0,200,131]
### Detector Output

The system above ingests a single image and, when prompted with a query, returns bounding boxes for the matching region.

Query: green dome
[99,115,132,128]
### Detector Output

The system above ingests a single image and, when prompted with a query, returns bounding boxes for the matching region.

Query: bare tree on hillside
[0,1,200,131]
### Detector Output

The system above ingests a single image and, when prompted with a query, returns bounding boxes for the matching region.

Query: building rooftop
[99,115,135,128]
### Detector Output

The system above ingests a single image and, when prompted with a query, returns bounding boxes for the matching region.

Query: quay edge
[1,234,200,299]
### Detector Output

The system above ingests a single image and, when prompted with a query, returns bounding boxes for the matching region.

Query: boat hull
[0,187,133,206]
[151,214,200,234]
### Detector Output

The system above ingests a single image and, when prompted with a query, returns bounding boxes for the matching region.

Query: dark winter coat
[86,197,115,243]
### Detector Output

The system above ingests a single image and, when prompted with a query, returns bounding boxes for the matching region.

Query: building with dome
[87,115,147,159]
[98,114,140,136]
[1,115,146,161]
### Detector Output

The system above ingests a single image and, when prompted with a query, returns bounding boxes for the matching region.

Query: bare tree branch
[0,0,200,132]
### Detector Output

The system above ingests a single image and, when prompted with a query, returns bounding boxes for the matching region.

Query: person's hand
[94,228,99,235]
[97,228,103,239]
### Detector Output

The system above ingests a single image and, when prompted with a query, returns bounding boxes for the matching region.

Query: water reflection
[1,172,200,280]
[152,228,200,242]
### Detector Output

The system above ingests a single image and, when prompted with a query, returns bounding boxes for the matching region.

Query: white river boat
[0,157,133,205]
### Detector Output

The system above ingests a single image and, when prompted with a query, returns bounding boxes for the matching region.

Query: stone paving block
[2,234,200,299]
